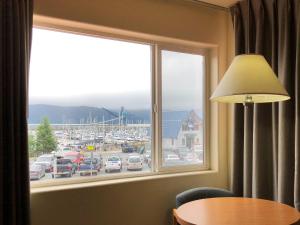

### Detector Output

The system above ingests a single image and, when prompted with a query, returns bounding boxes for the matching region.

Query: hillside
[29,105,151,124]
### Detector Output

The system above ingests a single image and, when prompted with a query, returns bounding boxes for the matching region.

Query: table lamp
[210,54,290,104]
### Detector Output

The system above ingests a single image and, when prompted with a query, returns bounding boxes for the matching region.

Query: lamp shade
[210,54,290,103]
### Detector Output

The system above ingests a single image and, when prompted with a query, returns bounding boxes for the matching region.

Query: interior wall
[32,1,233,225]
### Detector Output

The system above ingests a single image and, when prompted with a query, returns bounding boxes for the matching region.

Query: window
[29,27,207,186]
[161,49,205,168]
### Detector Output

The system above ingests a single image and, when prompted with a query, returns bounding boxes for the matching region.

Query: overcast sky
[162,50,204,112]
[29,28,204,111]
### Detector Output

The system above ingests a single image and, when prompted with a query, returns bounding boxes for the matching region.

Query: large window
[28,27,207,185]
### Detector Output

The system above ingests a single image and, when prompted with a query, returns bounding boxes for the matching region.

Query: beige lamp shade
[210,54,290,103]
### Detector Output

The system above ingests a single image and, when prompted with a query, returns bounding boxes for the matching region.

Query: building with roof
[162,110,203,150]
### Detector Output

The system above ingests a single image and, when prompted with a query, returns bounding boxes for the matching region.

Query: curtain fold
[230,0,300,210]
[0,1,33,225]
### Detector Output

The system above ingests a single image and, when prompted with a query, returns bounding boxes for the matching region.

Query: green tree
[28,134,36,157]
[35,117,57,154]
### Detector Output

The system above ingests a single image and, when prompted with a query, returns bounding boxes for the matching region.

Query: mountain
[28,104,151,124]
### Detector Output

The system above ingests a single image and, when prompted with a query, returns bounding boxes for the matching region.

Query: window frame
[30,16,212,188]
[154,44,209,173]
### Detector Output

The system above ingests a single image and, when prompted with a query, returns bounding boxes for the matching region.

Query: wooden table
[174,197,300,225]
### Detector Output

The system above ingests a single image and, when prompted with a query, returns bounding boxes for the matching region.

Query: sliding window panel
[161,49,205,168]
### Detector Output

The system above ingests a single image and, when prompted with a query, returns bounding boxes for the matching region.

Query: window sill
[30,169,217,194]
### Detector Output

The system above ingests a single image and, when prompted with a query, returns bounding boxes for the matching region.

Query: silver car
[105,155,122,173]
[30,164,46,180]
[127,156,143,171]
[34,154,54,172]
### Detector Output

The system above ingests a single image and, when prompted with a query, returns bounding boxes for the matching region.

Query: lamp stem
[243,102,252,108]
[243,95,253,106]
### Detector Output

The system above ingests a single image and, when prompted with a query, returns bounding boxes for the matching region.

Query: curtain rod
[183,0,230,11]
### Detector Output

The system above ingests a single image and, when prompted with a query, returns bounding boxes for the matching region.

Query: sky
[29,28,204,111]
[162,50,204,112]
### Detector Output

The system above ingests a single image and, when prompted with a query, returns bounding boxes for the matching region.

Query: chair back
[176,187,235,208]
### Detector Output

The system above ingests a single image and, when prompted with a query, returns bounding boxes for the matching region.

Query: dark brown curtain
[0,1,33,225]
[230,0,300,210]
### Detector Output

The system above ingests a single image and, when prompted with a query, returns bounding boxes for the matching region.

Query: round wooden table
[174,197,300,225]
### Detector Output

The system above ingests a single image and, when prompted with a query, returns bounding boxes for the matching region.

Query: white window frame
[30,16,212,188]
[153,44,209,173]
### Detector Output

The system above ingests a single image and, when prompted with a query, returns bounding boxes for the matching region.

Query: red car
[63,151,83,165]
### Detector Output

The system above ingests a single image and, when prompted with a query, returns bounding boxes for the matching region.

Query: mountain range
[28,104,151,124]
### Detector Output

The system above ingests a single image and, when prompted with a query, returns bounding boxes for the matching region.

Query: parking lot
[30,148,203,182]
[30,150,153,181]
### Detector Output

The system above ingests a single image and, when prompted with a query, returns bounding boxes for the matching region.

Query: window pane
[161,50,204,167]
[28,28,152,183]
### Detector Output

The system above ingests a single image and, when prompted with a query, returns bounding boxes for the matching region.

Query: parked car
[30,164,46,180]
[60,146,71,152]
[63,151,83,168]
[147,158,152,168]
[121,144,136,153]
[192,144,204,162]
[34,154,55,172]
[105,155,122,173]
[78,157,101,176]
[185,152,201,163]
[93,155,103,168]
[164,154,181,165]
[127,155,143,171]
[52,158,76,178]
[144,150,151,163]
[177,147,192,160]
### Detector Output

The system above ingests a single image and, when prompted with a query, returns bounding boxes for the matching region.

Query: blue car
[78,157,101,176]
[121,144,136,153]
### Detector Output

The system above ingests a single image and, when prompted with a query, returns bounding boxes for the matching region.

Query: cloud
[29,29,204,113]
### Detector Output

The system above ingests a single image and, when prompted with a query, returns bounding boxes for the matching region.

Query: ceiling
[196,0,239,8]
